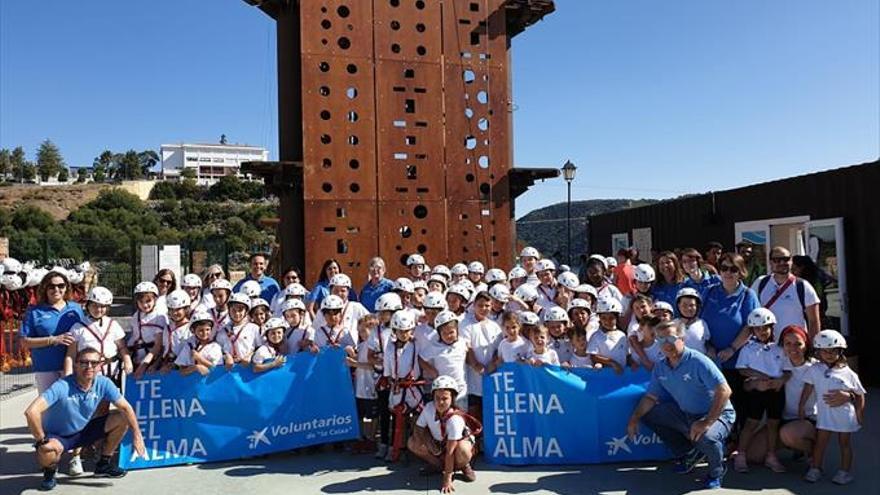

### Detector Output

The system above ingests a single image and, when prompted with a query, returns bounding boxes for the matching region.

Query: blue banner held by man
[119,348,358,469]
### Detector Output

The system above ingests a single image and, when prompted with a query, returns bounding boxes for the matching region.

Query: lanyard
[211,308,227,326]
[764,275,795,309]
[226,323,248,359]
[392,342,416,380]
[84,319,110,357]
[321,326,342,346]
[538,284,556,300]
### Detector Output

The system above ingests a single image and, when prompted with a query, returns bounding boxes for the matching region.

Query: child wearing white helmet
[207,278,233,334]
[128,282,167,378]
[450,263,469,285]
[675,288,712,356]
[383,310,422,462]
[158,290,195,372]
[568,298,597,344]
[584,255,624,304]
[420,310,469,410]
[274,282,313,328]
[534,259,558,311]
[251,318,288,373]
[460,291,502,422]
[174,310,223,376]
[416,291,448,357]
[507,266,528,291]
[801,330,865,485]
[587,298,627,374]
[64,287,132,383]
[249,298,271,331]
[280,299,315,354]
[181,274,204,313]
[409,375,480,491]
[487,284,510,324]
[370,293,402,459]
[542,305,573,363]
[427,274,448,294]
[312,295,356,351]
[311,274,368,347]
[406,254,427,281]
[445,284,470,317]
[215,293,261,369]
[733,307,786,474]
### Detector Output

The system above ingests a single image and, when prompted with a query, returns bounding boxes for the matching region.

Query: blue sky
[1,0,877,218]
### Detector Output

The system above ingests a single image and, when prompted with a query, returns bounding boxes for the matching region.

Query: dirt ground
[0,183,112,220]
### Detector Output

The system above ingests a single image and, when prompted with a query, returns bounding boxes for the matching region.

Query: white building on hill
[160,142,268,185]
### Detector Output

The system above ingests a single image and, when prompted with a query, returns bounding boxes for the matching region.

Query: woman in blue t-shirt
[651,251,686,307]
[19,270,85,392]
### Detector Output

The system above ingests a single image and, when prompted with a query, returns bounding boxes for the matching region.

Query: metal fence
[0,319,33,399]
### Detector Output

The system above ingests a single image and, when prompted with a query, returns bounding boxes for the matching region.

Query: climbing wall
[300,0,515,284]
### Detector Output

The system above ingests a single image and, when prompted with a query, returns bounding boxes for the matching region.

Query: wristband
[33,437,50,449]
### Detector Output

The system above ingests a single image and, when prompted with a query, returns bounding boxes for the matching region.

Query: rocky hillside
[515,199,657,261]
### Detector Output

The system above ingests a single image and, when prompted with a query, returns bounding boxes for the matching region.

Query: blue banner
[483,364,671,465]
[119,348,358,469]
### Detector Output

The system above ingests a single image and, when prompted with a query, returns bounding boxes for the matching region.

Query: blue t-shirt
[701,283,760,369]
[648,347,733,416]
[359,278,394,312]
[652,281,683,307]
[233,274,281,302]
[41,375,122,436]
[20,302,85,372]
[683,271,721,295]
[306,279,358,305]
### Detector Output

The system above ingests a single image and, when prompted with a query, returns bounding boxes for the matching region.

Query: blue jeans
[641,401,735,479]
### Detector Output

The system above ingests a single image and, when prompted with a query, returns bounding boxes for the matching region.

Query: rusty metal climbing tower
[244,0,555,284]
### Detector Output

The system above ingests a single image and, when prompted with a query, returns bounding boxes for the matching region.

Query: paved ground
[2,389,878,495]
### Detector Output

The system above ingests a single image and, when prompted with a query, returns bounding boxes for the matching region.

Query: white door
[805,218,848,335]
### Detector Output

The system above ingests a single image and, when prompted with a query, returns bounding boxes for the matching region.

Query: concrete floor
[2,389,878,495]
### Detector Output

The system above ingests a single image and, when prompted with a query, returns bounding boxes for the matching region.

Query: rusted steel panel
[300,0,374,58]
[375,60,445,201]
[446,200,512,269]
[374,0,442,63]
[377,199,448,279]
[301,54,377,201]
[303,199,378,287]
[441,0,508,68]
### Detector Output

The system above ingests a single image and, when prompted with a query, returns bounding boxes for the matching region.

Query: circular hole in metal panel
[391,43,401,53]
[479,183,490,195]
[390,0,400,6]
[399,226,412,238]
[416,23,426,33]
[322,182,333,193]
[337,5,350,18]
[349,159,360,169]
[463,69,475,83]
[347,111,359,122]
[477,91,488,104]
[319,62,330,72]
[319,86,331,96]
[413,205,428,219]
[391,20,400,30]
[464,108,474,119]
[350,183,360,193]
[465,173,475,182]
[417,244,427,254]
[346,64,358,74]
[322,158,332,169]
[320,110,331,120]
[346,87,358,99]
[465,136,477,150]
[321,134,332,144]
[416,46,426,56]
[321,19,331,29]
[338,37,351,50]
[348,135,359,145]
[478,156,489,169]
[478,118,489,131]
[415,0,425,9]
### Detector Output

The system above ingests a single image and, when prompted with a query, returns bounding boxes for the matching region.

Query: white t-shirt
[414,322,436,358]
[596,283,623,304]
[383,340,422,408]
[205,307,229,338]
[464,318,502,396]
[527,348,560,366]
[566,353,593,368]
[252,344,282,365]
[173,337,223,367]
[216,321,261,361]
[285,324,314,353]
[678,318,711,355]
[423,338,469,398]
[354,341,377,400]
[535,284,558,311]
[783,356,817,420]
[71,318,126,360]
[312,324,356,350]
[548,336,573,363]
[416,401,467,442]
[311,301,369,348]
[367,324,394,372]
[631,340,666,367]
[127,310,167,362]
[804,363,866,432]
[587,329,628,367]
[735,340,785,378]
[498,336,530,363]
[163,321,192,359]
[751,275,820,340]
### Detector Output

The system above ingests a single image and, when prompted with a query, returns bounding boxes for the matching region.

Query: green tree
[58,167,70,182]
[137,150,159,177]
[93,150,114,182]
[114,150,141,180]
[36,139,66,181]
[0,148,10,178]
[76,167,89,183]
[10,147,32,182]
[181,167,197,180]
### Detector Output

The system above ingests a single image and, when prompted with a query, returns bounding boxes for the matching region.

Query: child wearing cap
[252,319,288,373]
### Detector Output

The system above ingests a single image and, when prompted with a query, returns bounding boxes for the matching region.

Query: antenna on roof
[220,134,228,145]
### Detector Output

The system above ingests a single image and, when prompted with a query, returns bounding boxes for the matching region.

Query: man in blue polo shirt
[24,348,146,491]
[627,320,735,490]
[233,252,280,302]
[359,257,394,312]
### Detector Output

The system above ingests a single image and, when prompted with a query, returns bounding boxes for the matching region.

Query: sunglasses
[47,283,67,290]
[77,359,103,368]
[719,265,739,273]
[157,278,174,284]
[655,335,681,345]
[770,256,791,263]
[207,272,222,278]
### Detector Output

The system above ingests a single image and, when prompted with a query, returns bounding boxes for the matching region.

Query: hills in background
[515,199,658,263]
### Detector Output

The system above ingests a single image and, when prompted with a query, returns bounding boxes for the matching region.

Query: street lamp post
[562,160,577,266]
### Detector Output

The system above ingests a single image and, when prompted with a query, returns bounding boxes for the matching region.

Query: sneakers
[703,467,726,490]
[733,452,749,473]
[831,470,854,485]
[40,468,57,491]
[673,450,705,474]
[804,467,822,483]
[460,464,477,482]
[764,454,786,473]
[374,444,388,460]
[68,456,83,477]
[93,462,127,478]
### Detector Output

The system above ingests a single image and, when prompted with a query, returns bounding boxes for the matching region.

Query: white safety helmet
[393,277,415,293]
[406,254,426,267]
[812,329,847,349]
[508,266,528,281]
[182,273,203,288]
[433,310,459,329]
[676,287,702,305]
[134,281,159,296]
[574,284,599,300]
[166,289,192,310]
[518,311,540,326]
[250,298,270,311]
[747,307,777,327]
[68,270,85,285]
[239,280,262,298]
[634,264,656,283]
[567,298,592,313]
[210,278,233,292]
[428,273,449,289]
[514,283,539,302]
[536,259,556,273]
[587,254,608,270]
[413,280,428,292]
[27,268,47,287]
[329,273,352,288]
[519,246,540,259]
[485,268,507,284]
[432,264,451,279]
[559,264,571,273]
[431,375,460,395]
[281,298,306,313]
[78,261,91,274]
[423,291,448,310]
[543,305,569,323]
[375,292,404,312]
[1,274,23,290]
[446,284,471,301]
[653,301,674,314]
[87,286,114,306]
[263,317,287,332]
[284,283,308,297]
[320,294,345,311]
[2,257,22,274]
[190,309,214,326]
[467,261,485,274]
[451,263,469,276]
[557,271,580,290]
[596,297,622,314]
[391,310,416,331]
[488,284,510,303]
[605,256,618,268]
[228,292,252,309]
[458,279,475,293]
